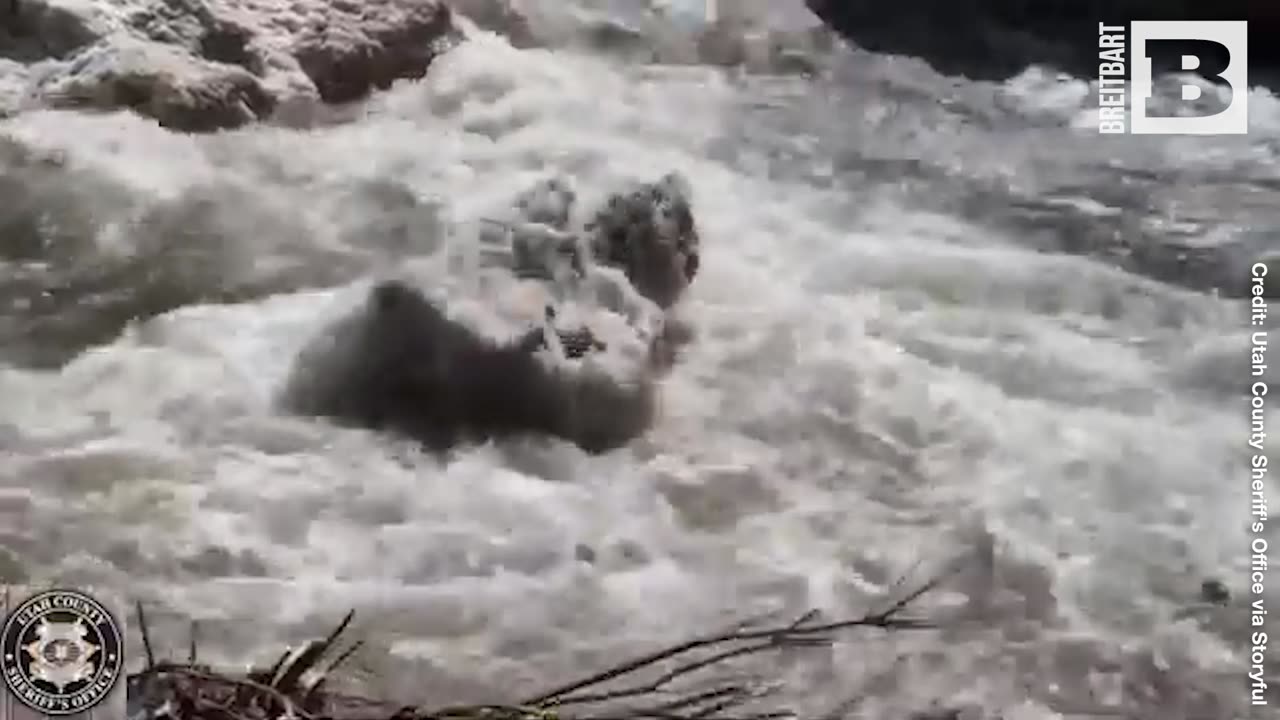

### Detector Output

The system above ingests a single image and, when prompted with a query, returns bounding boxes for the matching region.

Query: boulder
[585,172,700,311]
[280,279,658,454]
[1,0,459,130]
[468,172,704,381]
[805,0,1280,91]
[478,172,702,314]
[287,0,457,104]
[38,37,276,131]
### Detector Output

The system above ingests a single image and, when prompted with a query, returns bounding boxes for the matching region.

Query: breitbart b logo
[1,589,124,716]
[1097,21,1248,135]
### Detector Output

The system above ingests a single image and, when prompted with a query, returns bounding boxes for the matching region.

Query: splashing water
[1,1,1278,717]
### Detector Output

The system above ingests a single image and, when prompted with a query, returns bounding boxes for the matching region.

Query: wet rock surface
[805,0,1280,91]
[585,172,701,310]
[280,170,706,454]
[479,172,702,315]
[0,0,459,130]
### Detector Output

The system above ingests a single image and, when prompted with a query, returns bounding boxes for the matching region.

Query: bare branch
[136,600,157,670]
[124,569,952,720]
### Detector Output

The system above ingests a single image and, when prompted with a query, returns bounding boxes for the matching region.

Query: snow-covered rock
[0,0,459,130]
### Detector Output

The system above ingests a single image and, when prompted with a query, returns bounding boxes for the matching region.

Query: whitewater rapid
[1,2,1279,717]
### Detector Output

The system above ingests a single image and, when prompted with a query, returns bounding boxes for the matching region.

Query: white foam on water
[1,3,1278,717]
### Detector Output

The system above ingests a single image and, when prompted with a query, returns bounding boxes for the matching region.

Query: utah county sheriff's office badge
[1,589,124,716]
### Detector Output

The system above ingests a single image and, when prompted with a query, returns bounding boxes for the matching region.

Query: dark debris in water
[125,574,947,720]
[1198,578,1230,606]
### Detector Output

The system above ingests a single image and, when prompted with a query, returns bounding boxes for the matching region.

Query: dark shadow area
[806,1,1280,92]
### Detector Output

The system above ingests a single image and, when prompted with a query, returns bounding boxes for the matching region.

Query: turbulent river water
[2,1,1279,718]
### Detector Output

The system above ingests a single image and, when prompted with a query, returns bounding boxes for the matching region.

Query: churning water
[1,1,1278,717]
